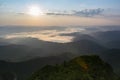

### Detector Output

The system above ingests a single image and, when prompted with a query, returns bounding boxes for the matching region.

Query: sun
[28,5,43,16]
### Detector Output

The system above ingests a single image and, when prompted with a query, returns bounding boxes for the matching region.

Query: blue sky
[1,0,120,11]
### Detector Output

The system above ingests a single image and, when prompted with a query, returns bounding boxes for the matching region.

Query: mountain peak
[29,55,118,80]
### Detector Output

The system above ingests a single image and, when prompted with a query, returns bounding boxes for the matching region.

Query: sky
[0,0,120,43]
[0,0,120,26]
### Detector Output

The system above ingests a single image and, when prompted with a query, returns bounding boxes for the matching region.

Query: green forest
[28,55,119,80]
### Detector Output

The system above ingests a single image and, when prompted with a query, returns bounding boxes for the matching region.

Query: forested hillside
[29,55,119,80]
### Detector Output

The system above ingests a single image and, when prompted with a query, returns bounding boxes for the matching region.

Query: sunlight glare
[28,5,43,16]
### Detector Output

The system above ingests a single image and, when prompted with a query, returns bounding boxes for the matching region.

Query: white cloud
[3,27,86,43]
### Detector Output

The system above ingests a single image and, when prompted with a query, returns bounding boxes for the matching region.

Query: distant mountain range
[0,37,105,61]
[0,30,120,80]
[0,54,73,80]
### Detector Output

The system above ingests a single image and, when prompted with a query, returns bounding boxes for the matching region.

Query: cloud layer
[46,8,104,17]
[17,8,104,17]
[1,26,120,43]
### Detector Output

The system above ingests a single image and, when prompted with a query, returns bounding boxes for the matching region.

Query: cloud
[16,12,28,16]
[17,13,25,15]
[16,8,112,18]
[0,26,73,43]
[16,8,104,17]
[73,8,104,17]
[2,26,87,43]
[46,12,69,16]
[2,26,120,43]
[4,30,73,43]
[46,8,104,17]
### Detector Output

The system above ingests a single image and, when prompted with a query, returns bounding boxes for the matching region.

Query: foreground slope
[29,55,118,80]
